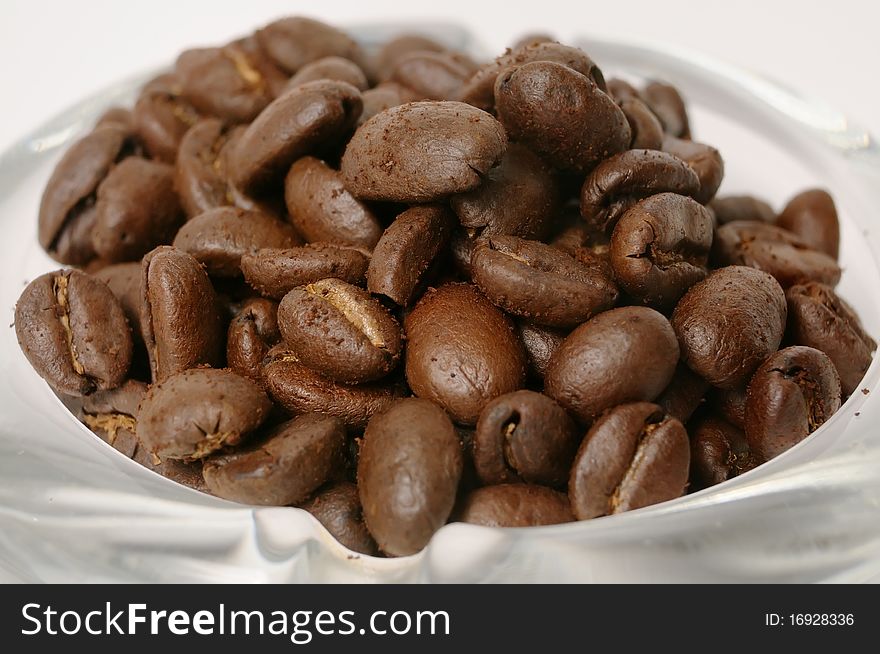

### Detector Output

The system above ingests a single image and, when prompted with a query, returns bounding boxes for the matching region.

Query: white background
[1,0,879,152]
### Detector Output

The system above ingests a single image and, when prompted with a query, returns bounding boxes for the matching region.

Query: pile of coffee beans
[14,16,876,557]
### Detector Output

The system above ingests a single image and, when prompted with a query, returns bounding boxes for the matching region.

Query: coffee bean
[745,346,841,462]
[278,278,402,383]
[451,143,561,240]
[672,266,786,389]
[495,61,629,173]
[173,207,301,277]
[227,298,281,385]
[606,78,641,103]
[709,194,776,225]
[473,390,579,487]
[777,189,840,259]
[367,205,456,305]
[655,363,710,424]
[255,17,367,75]
[372,34,446,82]
[140,246,224,383]
[786,282,876,396]
[174,118,236,218]
[132,85,200,163]
[516,321,566,379]
[138,367,272,460]
[340,101,507,203]
[610,192,713,309]
[288,56,369,91]
[689,413,753,489]
[229,80,363,196]
[204,413,346,505]
[389,50,473,100]
[15,270,133,396]
[284,156,382,248]
[569,402,689,519]
[92,157,184,263]
[708,386,748,430]
[77,379,147,457]
[358,83,411,125]
[299,482,379,556]
[242,243,369,300]
[405,283,526,425]
[458,41,605,113]
[642,81,690,138]
[93,262,144,341]
[713,221,841,288]
[545,307,679,422]
[38,125,132,265]
[358,398,463,556]
[580,149,700,234]
[96,107,133,131]
[619,97,665,150]
[262,345,401,427]
[460,484,573,527]
[471,235,618,328]
[661,136,724,205]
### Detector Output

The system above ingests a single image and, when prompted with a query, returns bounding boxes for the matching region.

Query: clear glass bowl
[1,25,879,583]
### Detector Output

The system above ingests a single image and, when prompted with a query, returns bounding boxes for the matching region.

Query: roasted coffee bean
[459,484,573,527]
[516,321,565,379]
[175,44,274,123]
[229,80,363,196]
[606,78,641,103]
[358,83,411,125]
[242,244,369,300]
[786,282,876,396]
[713,221,841,288]
[262,345,400,426]
[204,413,346,505]
[138,367,272,460]
[689,414,753,489]
[745,346,841,462]
[672,266,786,389]
[278,278,403,383]
[545,307,678,422]
[709,195,776,225]
[619,97,665,150]
[451,143,561,240]
[358,398,462,556]
[96,107,133,130]
[405,283,526,425]
[132,86,200,163]
[140,246,224,383]
[471,236,618,328]
[341,101,507,203]
[287,56,369,91]
[174,118,236,217]
[372,34,446,81]
[642,81,690,138]
[655,363,710,424]
[367,205,456,305]
[300,482,379,556]
[661,136,724,205]
[609,193,713,309]
[495,61,629,173]
[93,262,143,339]
[569,402,689,519]
[15,270,133,396]
[92,157,183,262]
[709,386,748,430]
[284,156,382,248]
[173,207,301,277]
[448,228,477,278]
[38,125,132,265]
[389,50,473,100]
[777,189,840,259]
[458,41,606,113]
[580,149,700,234]
[77,379,147,456]
[473,390,579,487]
[256,17,367,74]
[227,298,281,384]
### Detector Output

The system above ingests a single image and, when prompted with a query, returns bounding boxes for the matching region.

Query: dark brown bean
[545,307,679,422]
[619,97,665,150]
[569,402,689,519]
[689,414,754,490]
[494,61,629,173]
[226,298,280,385]
[777,189,840,259]
[708,386,748,430]
[745,346,841,462]
[132,86,200,163]
[389,50,473,100]
[372,34,446,81]
[138,367,272,460]
[610,192,713,309]
[242,244,369,300]
[204,413,346,505]
[287,56,369,91]
[15,270,133,396]
[516,321,566,379]
[661,136,724,205]
[278,278,403,383]
[358,398,463,556]
[284,156,382,248]
[93,262,144,342]
[174,118,236,218]
[405,283,527,425]
[78,379,147,456]
[642,81,690,138]
[471,236,618,328]
[709,195,776,225]
[340,101,507,203]
[367,205,456,305]
[299,482,379,556]
[459,484,573,527]
[256,17,367,74]
[96,107,133,130]
[655,363,710,424]
[358,83,411,125]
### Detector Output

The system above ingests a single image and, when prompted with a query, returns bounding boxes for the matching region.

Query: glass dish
[1,24,879,583]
